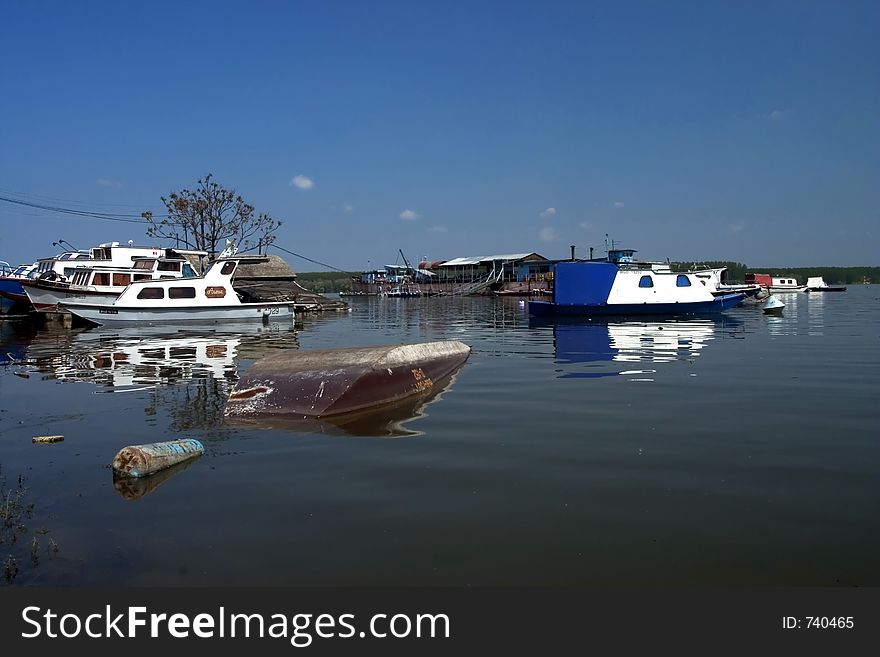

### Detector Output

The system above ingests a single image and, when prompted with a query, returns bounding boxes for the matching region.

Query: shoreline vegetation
[294,265,878,294]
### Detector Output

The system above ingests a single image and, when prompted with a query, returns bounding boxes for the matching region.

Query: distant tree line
[670,261,877,284]
[295,272,359,293]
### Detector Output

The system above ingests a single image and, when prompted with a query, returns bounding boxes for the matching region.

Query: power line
[271,244,350,273]
[0,187,153,210]
[0,195,164,223]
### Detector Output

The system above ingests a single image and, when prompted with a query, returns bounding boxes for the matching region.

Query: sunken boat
[224,340,471,425]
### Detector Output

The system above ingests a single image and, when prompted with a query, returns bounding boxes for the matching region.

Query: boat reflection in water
[22,323,299,389]
[533,315,743,380]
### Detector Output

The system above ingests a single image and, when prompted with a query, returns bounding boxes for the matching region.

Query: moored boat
[768,276,806,293]
[528,261,745,317]
[21,252,200,311]
[805,276,846,292]
[60,257,294,326]
[0,262,37,306]
[692,266,766,300]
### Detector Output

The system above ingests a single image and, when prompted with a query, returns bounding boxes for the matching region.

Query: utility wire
[271,244,351,273]
[0,187,153,209]
[0,195,165,223]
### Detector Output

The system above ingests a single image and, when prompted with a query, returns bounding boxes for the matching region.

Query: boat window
[220,261,237,276]
[93,272,111,286]
[133,259,155,270]
[134,274,150,281]
[137,287,165,300]
[112,273,131,286]
[169,286,196,299]
[182,263,196,277]
[157,260,181,272]
[639,275,654,288]
[676,275,691,287]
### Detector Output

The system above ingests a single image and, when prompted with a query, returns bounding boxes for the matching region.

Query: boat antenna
[52,238,79,251]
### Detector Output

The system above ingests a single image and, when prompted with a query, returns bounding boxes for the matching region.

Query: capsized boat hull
[224,340,471,420]
[528,293,745,317]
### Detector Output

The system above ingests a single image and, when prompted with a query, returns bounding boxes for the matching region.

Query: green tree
[141,173,281,258]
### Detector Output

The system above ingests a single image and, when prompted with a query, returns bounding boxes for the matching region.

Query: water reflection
[112,456,201,500]
[765,291,802,336]
[804,291,826,336]
[532,316,743,380]
[20,324,299,388]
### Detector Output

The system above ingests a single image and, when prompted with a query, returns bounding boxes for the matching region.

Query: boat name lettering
[205,286,227,298]
[99,309,119,314]
[411,367,434,392]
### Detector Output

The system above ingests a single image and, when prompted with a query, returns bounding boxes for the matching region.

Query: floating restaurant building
[349,252,552,296]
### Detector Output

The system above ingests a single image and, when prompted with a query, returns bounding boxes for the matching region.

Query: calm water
[1,287,878,586]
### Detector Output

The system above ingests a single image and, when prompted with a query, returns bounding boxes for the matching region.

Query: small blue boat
[528,260,745,317]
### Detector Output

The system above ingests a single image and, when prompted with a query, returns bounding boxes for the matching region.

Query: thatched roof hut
[233,255,296,280]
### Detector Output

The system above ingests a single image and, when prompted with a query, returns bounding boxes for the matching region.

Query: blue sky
[1,0,877,269]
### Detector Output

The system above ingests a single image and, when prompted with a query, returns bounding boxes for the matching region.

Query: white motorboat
[691,266,766,300]
[769,276,806,293]
[60,257,295,326]
[21,252,200,311]
[805,276,846,292]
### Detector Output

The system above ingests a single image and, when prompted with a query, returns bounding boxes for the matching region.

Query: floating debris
[32,435,64,444]
[112,439,205,479]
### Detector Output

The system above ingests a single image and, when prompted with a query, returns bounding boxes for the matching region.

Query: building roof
[439,253,543,267]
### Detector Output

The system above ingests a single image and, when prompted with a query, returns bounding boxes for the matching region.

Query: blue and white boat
[529,255,745,317]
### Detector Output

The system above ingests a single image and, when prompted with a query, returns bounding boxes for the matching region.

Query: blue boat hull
[0,278,29,305]
[528,293,745,317]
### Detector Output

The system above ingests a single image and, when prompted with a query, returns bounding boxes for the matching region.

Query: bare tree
[141,173,282,258]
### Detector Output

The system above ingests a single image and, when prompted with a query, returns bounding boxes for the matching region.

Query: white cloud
[579,221,594,230]
[290,175,314,190]
[728,222,745,233]
[343,204,354,214]
[400,209,420,221]
[427,225,447,233]
[613,201,625,208]
[539,227,558,242]
[96,178,122,188]
[769,109,785,120]
[539,207,557,218]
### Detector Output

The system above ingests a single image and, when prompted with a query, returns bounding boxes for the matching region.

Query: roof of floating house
[439,253,546,267]
[233,255,296,279]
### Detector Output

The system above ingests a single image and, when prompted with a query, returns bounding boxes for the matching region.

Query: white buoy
[761,295,785,315]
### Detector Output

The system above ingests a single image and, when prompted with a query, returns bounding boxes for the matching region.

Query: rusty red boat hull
[224,340,471,421]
